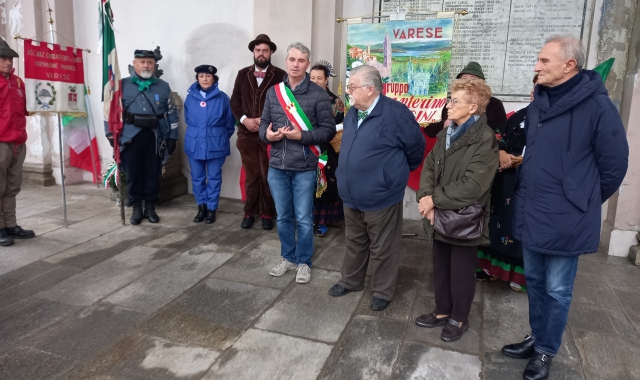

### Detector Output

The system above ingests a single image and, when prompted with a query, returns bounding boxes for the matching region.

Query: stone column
[158,92,188,202]
[602,1,640,257]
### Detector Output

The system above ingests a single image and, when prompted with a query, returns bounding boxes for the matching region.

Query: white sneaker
[269,259,297,277]
[296,264,311,284]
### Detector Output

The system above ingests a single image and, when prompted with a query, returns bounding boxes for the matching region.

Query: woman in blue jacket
[184,65,236,224]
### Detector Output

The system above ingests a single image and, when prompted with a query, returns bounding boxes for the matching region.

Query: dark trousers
[236,131,274,217]
[338,201,403,301]
[0,143,26,229]
[433,240,477,323]
[119,129,162,204]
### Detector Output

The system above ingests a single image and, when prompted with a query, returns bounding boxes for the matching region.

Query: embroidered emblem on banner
[67,86,79,110]
[35,82,57,110]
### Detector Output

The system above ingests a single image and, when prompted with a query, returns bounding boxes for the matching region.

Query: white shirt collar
[255,65,269,72]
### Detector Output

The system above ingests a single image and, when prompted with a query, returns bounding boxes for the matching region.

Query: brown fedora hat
[248,34,277,53]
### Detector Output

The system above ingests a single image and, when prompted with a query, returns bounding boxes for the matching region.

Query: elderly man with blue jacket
[328,65,425,311]
[501,36,629,380]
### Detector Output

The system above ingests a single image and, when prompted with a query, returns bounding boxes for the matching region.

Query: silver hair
[286,42,311,61]
[351,65,382,93]
[545,35,585,71]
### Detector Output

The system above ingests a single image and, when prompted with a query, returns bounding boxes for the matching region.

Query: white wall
[73,0,254,198]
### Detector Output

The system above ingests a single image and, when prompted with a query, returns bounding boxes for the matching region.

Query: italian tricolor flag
[63,113,101,183]
[101,0,123,163]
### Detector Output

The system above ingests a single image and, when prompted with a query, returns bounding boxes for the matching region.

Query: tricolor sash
[274,82,328,197]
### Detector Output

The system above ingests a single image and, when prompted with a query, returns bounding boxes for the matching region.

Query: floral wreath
[34,82,57,109]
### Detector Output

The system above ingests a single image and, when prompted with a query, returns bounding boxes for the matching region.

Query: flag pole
[82,50,100,188]
[48,3,68,228]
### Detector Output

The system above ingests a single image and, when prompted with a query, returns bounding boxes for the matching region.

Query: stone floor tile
[43,224,163,269]
[312,226,342,255]
[571,330,640,380]
[140,278,280,350]
[572,269,621,310]
[313,232,346,271]
[64,332,219,380]
[482,351,584,380]
[255,269,363,342]
[354,266,422,321]
[0,237,74,276]
[399,237,430,269]
[162,193,197,209]
[216,197,246,214]
[0,297,76,353]
[40,211,124,245]
[390,344,482,380]
[596,263,640,290]
[0,265,82,309]
[609,287,640,329]
[580,251,638,268]
[14,215,66,236]
[204,224,270,252]
[406,293,482,355]
[38,195,116,223]
[0,346,78,380]
[568,303,638,338]
[23,303,145,361]
[319,315,405,380]
[37,246,174,306]
[209,236,296,289]
[400,219,429,240]
[202,328,332,380]
[481,284,530,351]
[105,251,233,314]
[0,261,57,290]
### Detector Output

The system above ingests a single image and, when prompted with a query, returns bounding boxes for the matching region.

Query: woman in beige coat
[415,78,499,342]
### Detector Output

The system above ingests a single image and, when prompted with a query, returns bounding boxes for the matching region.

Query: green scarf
[130,75,157,91]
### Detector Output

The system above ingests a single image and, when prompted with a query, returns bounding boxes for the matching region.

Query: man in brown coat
[230,34,286,230]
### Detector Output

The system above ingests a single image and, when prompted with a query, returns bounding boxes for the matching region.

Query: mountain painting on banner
[23,39,86,113]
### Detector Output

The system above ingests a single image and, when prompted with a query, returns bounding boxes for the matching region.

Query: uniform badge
[200,101,206,107]
[155,94,160,105]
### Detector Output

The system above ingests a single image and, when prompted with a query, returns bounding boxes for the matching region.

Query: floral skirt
[477,248,527,288]
[313,200,344,226]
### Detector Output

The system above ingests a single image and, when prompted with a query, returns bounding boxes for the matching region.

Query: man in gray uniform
[105,49,179,225]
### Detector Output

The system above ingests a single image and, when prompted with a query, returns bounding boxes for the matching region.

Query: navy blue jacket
[336,95,425,212]
[513,70,629,256]
[184,82,236,160]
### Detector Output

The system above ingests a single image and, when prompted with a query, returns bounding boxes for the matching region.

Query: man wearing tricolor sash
[259,42,336,284]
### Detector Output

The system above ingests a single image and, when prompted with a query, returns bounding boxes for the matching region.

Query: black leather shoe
[241,216,255,229]
[370,297,391,311]
[328,284,352,297]
[194,205,207,223]
[523,351,552,380]
[5,225,35,239]
[261,217,274,230]
[415,312,449,328]
[143,201,159,223]
[205,210,216,224]
[130,202,143,225]
[0,229,14,246]
[502,335,535,359]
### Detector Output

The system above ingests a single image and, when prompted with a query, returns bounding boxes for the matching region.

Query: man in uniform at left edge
[105,49,179,225]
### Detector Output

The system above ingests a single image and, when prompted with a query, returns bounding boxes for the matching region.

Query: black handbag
[432,157,485,240]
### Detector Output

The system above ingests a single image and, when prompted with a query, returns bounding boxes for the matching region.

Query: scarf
[130,75,158,92]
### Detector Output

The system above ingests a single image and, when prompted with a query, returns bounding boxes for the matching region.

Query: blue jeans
[267,168,316,266]
[523,246,579,356]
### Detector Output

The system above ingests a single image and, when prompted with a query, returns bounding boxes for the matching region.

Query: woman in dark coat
[415,79,499,342]
[476,75,537,291]
[309,61,344,237]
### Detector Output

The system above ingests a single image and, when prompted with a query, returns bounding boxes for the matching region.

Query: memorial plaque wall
[375,0,591,100]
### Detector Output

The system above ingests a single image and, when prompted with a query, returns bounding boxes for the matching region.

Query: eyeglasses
[446,98,474,106]
[346,84,369,92]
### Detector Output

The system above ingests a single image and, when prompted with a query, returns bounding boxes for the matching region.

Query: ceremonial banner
[23,40,86,113]
[347,19,453,124]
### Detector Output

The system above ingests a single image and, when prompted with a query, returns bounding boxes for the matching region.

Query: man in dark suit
[230,34,286,230]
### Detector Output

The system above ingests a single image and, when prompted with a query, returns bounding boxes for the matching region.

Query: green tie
[358,110,368,121]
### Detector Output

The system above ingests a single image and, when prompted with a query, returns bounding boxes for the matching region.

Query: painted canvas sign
[23,39,86,113]
[347,18,453,124]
